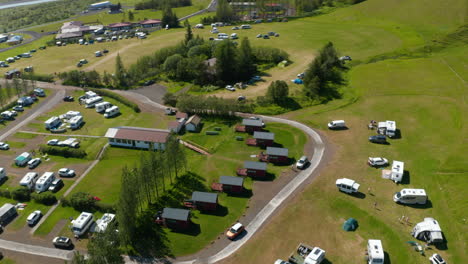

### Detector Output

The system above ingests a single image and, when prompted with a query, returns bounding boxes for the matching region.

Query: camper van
[336,178,360,194]
[69,115,84,130]
[71,212,94,237]
[35,172,56,193]
[20,172,39,189]
[378,120,397,137]
[104,105,119,118]
[394,189,427,205]
[412,217,444,244]
[15,152,32,167]
[367,239,384,264]
[85,96,103,108]
[44,116,61,130]
[0,203,17,225]
[17,96,33,106]
[0,168,6,182]
[217,33,229,39]
[327,120,346,129]
[95,101,111,113]
[34,88,45,97]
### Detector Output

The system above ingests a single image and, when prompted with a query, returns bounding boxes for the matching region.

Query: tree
[12,78,22,98]
[114,54,127,88]
[165,133,186,182]
[184,21,193,44]
[214,40,239,84]
[117,2,122,10]
[237,37,256,81]
[163,54,183,78]
[69,251,87,264]
[128,10,134,21]
[69,192,95,211]
[216,0,234,22]
[162,92,178,106]
[87,222,124,264]
[162,6,179,28]
[116,167,137,246]
[266,80,289,104]
[0,85,5,107]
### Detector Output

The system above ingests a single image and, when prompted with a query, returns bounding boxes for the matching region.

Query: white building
[105,126,170,150]
[185,115,202,132]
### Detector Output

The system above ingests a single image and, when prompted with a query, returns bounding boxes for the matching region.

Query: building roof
[162,208,190,221]
[266,147,288,156]
[191,191,218,203]
[244,161,267,171]
[186,115,201,126]
[6,35,23,43]
[168,121,181,129]
[175,112,188,119]
[56,32,83,39]
[220,176,244,186]
[105,126,170,143]
[108,22,133,28]
[242,118,263,127]
[0,203,15,216]
[140,19,162,25]
[253,131,274,140]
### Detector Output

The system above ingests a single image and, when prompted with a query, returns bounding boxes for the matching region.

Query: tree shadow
[400,170,411,185]
[227,188,253,198]
[350,192,366,199]
[277,97,301,111]
[405,200,433,209]
[132,211,172,258]
[169,222,201,237]
[253,172,275,181]
[384,252,392,264]
[200,204,228,216]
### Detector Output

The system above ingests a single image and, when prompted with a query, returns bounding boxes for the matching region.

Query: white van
[336,178,360,194]
[0,168,6,182]
[44,116,61,130]
[85,96,103,108]
[20,172,39,189]
[240,24,251,29]
[72,212,94,237]
[394,189,427,205]
[328,120,346,129]
[95,51,102,57]
[95,101,111,113]
[217,33,229,39]
[69,115,84,130]
[367,239,384,264]
[21,53,32,58]
[35,172,55,193]
[230,33,238,39]
[104,105,120,118]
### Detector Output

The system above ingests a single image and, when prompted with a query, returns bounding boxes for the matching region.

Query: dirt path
[82,42,140,72]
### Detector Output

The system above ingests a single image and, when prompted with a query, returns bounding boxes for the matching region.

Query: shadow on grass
[392,129,402,139]
[253,172,276,181]
[384,252,391,264]
[322,259,333,264]
[227,188,253,198]
[132,211,173,258]
[276,97,302,111]
[200,204,228,217]
[401,170,411,185]
[404,200,433,209]
[350,192,366,199]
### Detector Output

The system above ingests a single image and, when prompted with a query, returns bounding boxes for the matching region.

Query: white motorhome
[95,213,115,233]
[412,217,444,244]
[95,101,111,113]
[69,115,84,130]
[304,247,326,264]
[104,105,119,118]
[327,120,346,129]
[394,188,427,205]
[367,239,384,264]
[85,96,103,108]
[44,116,61,130]
[0,168,6,182]
[20,172,39,189]
[35,172,55,193]
[378,120,397,137]
[72,212,94,237]
[336,178,360,194]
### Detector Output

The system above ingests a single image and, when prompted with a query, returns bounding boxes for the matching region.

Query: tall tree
[4,79,13,100]
[128,10,134,21]
[216,0,234,22]
[184,21,193,44]
[0,84,4,107]
[114,54,127,88]
[87,222,124,264]
[116,167,137,246]
[162,6,179,28]
[266,80,289,104]
[164,133,186,181]
[237,37,256,81]
[12,78,22,98]
[214,40,239,84]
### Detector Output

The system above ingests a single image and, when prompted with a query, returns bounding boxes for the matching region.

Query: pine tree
[87,222,123,264]
[237,37,256,81]
[114,54,127,88]
[214,40,239,84]
[266,80,289,104]
[184,21,193,44]
[116,167,137,246]
[128,10,134,21]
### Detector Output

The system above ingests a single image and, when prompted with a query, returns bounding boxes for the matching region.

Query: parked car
[12,105,24,112]
[274,33,280,37]
[339,56,352,61]
[27,158,41,169]
[336,178,360,194]
[0,142,9,150]
[63,96,74,102]
[47,139,60,146]
[226,222,245,240]
[237,95,246,101]
[368,157,388,167]
[143,80,155,86]
[48,178,64,192]
[225,85,235,91]
[58,168,75,177]
[103,49,109,53]
[369,135,387,144]
[256,34,263,38]
[27,210,42,226]
[274,260,291,264]
[263,35,270,39]
[296,156,309,169]
[232,26,239,30]
[429,254,446,264]
[53,236,72,248]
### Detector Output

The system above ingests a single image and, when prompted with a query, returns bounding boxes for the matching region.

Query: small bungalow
[246,131,275,147]
[161,208,191,229]
[176,112,188,120]
[108,22,133,31]
[186,115,201,132]
[259,147,289,163]
[139,19,162,28]
[219,176,244,193]
[242,118,264,133]
[237,161,267,177]
[105,126,170,150]
[189,191,218,211]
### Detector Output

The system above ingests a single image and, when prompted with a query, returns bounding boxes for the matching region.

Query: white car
[336,178,360,194]
[274,260,291,264]
[27,158,41,169]
[429,254,446,264]
[47,139,60,146]
[0,142,9,150]
[27,210,42,226]
[58,168,75,177]
[225,85,235,91]
[296,156,309,169]
[367,157,388,167]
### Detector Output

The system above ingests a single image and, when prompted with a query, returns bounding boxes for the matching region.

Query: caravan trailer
[378,120,397,138]
[35,172,55,193]
[20,172,39,189]
[95,101,111,113]
[412,217,444,244]
[104,105,119,118]
[64,111,81,119]
[44,116,61,130]
[367,239,384,264]
[0,203,17,225]
[85,96,103,108]
[390,160,404,183]
[393,188,427,205]
[15,152,32,166]
[69,116,84,130]
[72,212,94,237]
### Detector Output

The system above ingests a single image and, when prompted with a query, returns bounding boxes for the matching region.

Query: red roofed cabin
[237,161,267,178]
[105,126,170,150]
[188,191,218,211]
[161,208,191,229]
[236,118,264,133]
[108,22,133,31]
[139,19,162,28]
[246,131,274,147]
[220,176,244,193]
[259,147,289,163]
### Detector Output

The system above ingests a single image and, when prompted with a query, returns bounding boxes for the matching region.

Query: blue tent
[293,78,303,84]
[342,218,358,231]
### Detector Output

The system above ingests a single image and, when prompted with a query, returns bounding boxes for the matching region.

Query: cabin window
[109,138,115,142]
[116,139,121,143]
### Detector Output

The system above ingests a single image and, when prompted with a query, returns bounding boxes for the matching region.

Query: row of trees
[0,77,37,109]
[295,0,366,15]
[135,0,191,10]
[174,94,253,116]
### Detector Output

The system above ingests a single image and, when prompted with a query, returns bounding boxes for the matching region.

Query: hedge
[12,187,31,202]
[0,100,18,114]
[31,193,57,205]
[87,88,141,113]
[0,189,11,199]
[39,145,86,158]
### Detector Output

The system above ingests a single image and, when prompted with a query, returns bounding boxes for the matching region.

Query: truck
[288,243,326,264]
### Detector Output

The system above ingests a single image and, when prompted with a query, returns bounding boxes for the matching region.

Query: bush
[162,92,178,107]
[0,100,18,113]
[21,73,54,82]
[39,145,86,158]
[31,193,57,205]
[11,187,30,202]
[61,197,71,207]
[69,192,96,211]
[87,88,141,113]
[95,202,116,213]
[252,46,289,64]
[0,189,11,199]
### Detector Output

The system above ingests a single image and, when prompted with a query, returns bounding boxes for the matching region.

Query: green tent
[343,218,358,231]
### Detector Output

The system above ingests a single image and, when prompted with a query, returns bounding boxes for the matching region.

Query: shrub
[31,193,57,205]
[162,92,178,106]
[69,192,96,211]
[0,189,11,199]
[61,197,71,207]
[21,73,54,82]
[95,202,116,213]
[252,46,289,64]
[39,145,86,158]
[11,187,30,202]
[87,88,141,113]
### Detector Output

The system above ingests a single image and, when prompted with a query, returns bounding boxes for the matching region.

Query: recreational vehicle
[35,172,56,193]
[71,212,94,237]
[95,101,111,113]
[95,213,115,233]
[412,217,444,244]
[104,105,119,118]
[85,96,103,108]
[0,168,5,182]
[64,111,81,119]
[388,160,404,183]
[0,203,17,225]
[17,96,33,106]
[44,116,61,130]
[367,239,384,264]
[20,172,39,189]
[69,115,84,130]
[393,189,427,205]
[15,152,32,166]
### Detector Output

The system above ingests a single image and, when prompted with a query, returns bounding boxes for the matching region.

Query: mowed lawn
[221,45,468,264]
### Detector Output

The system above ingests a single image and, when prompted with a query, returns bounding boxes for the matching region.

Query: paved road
[0,239,73,260]
[19,130,103,138]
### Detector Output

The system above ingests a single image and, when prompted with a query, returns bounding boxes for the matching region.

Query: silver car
[296,156,309,169]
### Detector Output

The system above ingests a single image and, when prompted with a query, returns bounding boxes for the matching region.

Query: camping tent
[343,218,358,231]
[293,78,303,84]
